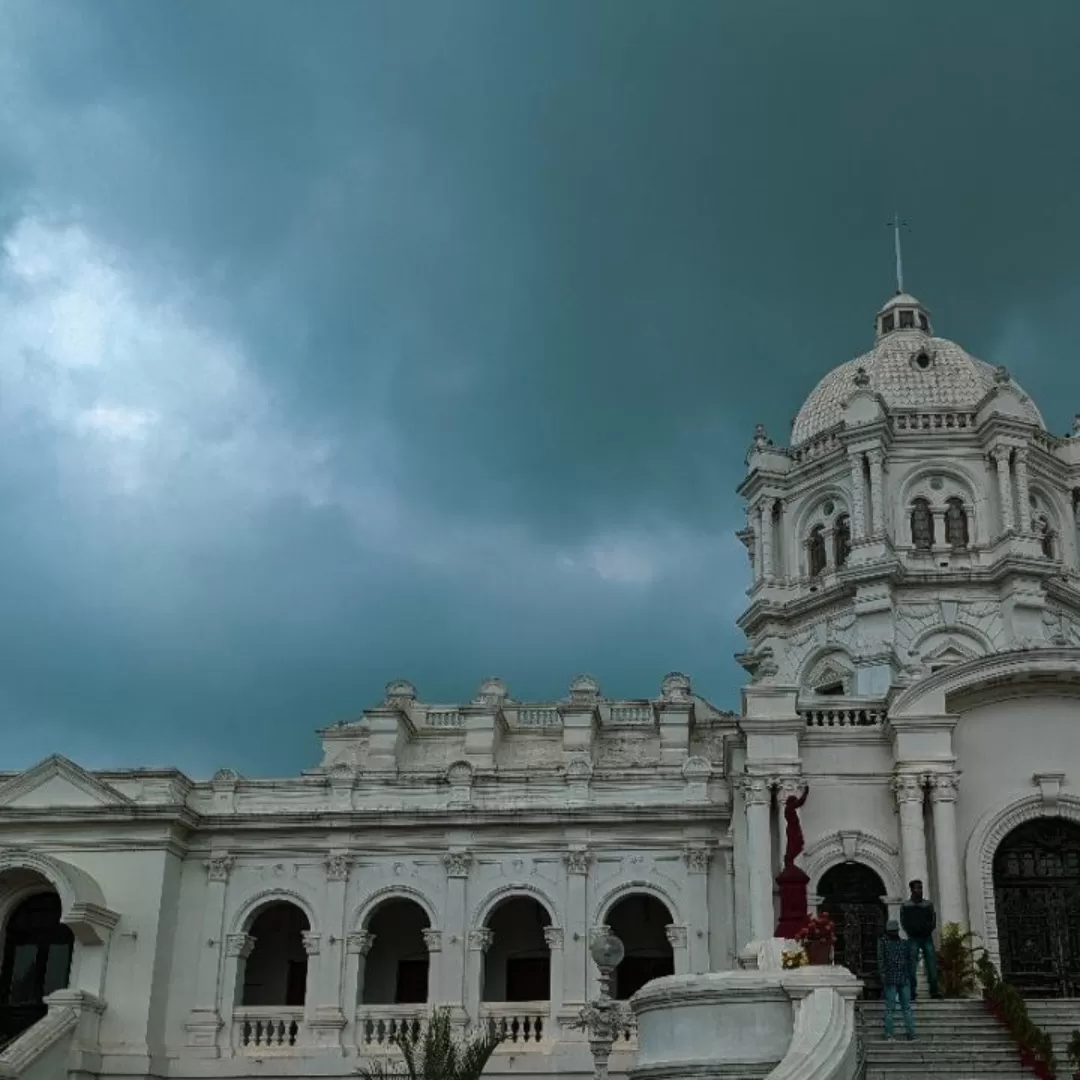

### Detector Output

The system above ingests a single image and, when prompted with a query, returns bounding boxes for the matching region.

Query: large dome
[790,293,1044,446]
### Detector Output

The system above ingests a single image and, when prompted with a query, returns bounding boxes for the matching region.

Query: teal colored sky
[3,1,1080,776]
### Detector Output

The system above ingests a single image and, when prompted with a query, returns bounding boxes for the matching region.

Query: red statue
[782,786,809,869]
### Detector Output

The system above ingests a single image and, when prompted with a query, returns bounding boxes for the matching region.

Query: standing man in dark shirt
[877,919,916,1040]
[900,879,940,1000]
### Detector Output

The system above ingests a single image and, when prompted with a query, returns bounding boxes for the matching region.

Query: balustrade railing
[232,1007,305,1054]
[356,1005,428,1049]
[479,1002,548,1046]
[800,705,885,728]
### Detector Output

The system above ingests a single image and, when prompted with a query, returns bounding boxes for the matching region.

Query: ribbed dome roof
[790,294,1044,445]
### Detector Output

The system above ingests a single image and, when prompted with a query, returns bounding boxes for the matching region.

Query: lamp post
[576,929,629,1080]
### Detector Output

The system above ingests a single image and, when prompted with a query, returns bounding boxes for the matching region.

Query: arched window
[808,526,827,577]
[241,902,310,1008]
[910,498,934,551]
[361,899,431,1006]
[605,894,676,1000]
[0,892,74,1044]
[944,497,969,549]
[817,864,887,999]
[834,515,851,567]
[482,897,551,1006]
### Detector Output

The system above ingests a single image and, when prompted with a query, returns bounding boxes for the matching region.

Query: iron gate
[818,863,888,999]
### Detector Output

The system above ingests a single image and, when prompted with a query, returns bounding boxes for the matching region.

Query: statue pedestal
[774,864,811,939]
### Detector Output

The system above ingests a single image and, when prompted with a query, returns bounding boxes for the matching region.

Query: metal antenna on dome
[887,214,909,294]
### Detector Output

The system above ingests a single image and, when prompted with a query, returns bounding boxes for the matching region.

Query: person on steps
[900,879,941,1000]
[878,919,916,1041]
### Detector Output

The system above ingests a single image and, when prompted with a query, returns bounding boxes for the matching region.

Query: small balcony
[356,1004,428,1051]
[232,1007,306,1055]
[478,1001,549,1046]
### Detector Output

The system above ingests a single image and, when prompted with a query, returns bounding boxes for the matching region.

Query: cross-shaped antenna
[887,214,909,294]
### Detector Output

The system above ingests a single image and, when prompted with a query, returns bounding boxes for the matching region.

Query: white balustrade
[232,1007,306,1054]
[356,1005,428,1050]
[478,1002,548,1046]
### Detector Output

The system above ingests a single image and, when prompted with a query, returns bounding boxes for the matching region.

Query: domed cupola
[875,292,932,339]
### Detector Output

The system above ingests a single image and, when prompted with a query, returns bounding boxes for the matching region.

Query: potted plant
[1065,1029,1080,1080]
[936,922,984,998]
[794,913,836,965]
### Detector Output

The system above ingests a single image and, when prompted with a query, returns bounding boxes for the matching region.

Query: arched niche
[604,893,675,1000]
[238,900,311,1008]
[361,897,432,1006]
[481,896,551,1004]
[816,863,888,998]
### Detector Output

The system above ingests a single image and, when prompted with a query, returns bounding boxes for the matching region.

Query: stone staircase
[1023,998,1080,1066]
[858,1000,1028,1080]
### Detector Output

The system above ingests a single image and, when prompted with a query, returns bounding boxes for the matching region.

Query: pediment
[0,755,133,810]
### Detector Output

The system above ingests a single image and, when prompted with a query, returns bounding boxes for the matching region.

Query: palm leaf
[358,1008,500,1080]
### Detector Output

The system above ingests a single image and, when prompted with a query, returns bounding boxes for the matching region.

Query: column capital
[324,852,352,882]
[301,931,321,956]
[990,444,1012,464]
[1014,445,1029,464]
[775,776,808,803]
[563,846,593,875]
[926,772,960,804]
[738,775,775,807]
[346,930,374,955]
[665,924,688,948]
[224,932,255,959]
[866,446,885,465]
[443,850,473,878]
[204,853,235,883]
[421,929,443,953]
[543,926,564,950]
[468,928,493,952]
[682,845,712,874]
[892,773,926,805]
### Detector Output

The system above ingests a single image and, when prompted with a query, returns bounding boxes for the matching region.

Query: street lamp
[576,929,629,1080]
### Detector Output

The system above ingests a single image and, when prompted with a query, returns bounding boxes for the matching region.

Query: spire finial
[888,214,909,294]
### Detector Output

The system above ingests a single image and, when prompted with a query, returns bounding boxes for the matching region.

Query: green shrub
[936,922,984,998]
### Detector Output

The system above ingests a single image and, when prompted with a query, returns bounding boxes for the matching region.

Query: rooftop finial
[888,213,908,294]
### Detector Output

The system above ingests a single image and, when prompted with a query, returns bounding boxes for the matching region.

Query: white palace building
[3,288,1080,1079]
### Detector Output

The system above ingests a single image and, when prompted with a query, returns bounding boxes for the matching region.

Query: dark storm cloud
[2,1,1079,774]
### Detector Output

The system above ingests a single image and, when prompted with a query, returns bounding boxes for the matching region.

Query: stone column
[682,846,711,973]
[666,924,690,974]
[543,927,565,1030]
[441,851,471,1015]
[892,774,929,891]
[185,852,234,1052]
[928,773,964,927]
[992,447,1015,534]
[754,505,765,584]
[759,499,774,583]
[741,777,775,944]
[562,847,591,1012]
[218,932,254,1050]
[310,852,350,1050]
[466,929,492,1022]
[849,451,866,540]
[1015,448,1032,532]
[345,931,374,1042]
[422,930,443,1012]
[867,449,885,536]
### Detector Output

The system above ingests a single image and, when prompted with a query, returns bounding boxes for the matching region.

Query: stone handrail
[0,990,103,1080]
[478,1001,548,1045]
[356,1004,427,1048]
[767,973,861,1080]
[232,1006,305,1054]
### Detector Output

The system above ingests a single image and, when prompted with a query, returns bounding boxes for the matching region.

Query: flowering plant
[794,913,836,946]
[780,948,807,969]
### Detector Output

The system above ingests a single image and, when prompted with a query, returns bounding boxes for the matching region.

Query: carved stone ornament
[665,924,689,948]
[775,777,808,804]
[468,928,493,952]
[443,851,473,878]
[225,932,255,959]
[205,854,235,883]
[566,757,594,781]
[212,768,240,784]
[301,931,321,956]
[683,845,712,873]
[567,674,601,706]
[564,847,592,875]
[346,931,374,955]
[384,679,417,706]
[660,672,692,701]
[325,852,351,882]
[892,774,926,805]
[739,776,774,807]
[681,756,712,782]
[473,677,509,706]
[446,760,474,786]
[421,929,443,953]
[927,773,960,804]
[543,926,564,950]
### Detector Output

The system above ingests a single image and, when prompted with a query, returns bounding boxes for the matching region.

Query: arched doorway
[605,894,675,1000]
[361,899,431,1005]
[0,891,74,1045]
[482,897,551,1004]
[240,901,310,1008]
[993,818,1080,998]
[818,864,887,999]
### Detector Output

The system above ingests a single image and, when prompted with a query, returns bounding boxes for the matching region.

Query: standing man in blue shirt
[900,879,941,1000]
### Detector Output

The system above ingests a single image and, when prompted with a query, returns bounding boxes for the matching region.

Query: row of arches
[236,892,676,1010]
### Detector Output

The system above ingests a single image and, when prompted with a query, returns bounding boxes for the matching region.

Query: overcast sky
[3,1,1080,777]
